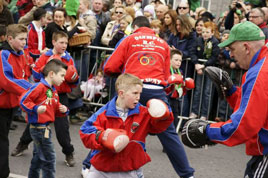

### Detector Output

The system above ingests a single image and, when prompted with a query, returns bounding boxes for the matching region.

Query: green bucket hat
[218,21,265,48]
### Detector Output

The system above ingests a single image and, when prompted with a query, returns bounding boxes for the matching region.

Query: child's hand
[59,105,68,113]
[37,105,46,114]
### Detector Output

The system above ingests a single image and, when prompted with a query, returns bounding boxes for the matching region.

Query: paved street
[9,121,248,178]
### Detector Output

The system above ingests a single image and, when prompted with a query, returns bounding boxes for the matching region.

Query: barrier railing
[73,45,245,132]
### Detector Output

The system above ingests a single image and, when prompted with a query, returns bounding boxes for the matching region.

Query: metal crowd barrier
[72,45,245,132]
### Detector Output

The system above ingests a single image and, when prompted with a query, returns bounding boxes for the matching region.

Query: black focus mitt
[205,66,233,99]
[181,119,216,148]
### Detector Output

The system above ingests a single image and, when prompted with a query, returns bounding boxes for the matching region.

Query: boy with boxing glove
[166,49,195,128]
[80,73,173,178]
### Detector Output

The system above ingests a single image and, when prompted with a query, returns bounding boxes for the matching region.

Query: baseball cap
[218,21,265,48]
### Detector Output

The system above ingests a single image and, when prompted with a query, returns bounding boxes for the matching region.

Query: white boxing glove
[147,99,170,121]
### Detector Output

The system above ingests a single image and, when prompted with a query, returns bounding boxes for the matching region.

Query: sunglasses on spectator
[115,11,123,14]
[178,7,188,10]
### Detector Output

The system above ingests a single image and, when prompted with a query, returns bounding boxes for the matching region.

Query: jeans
[28,126,56,178]
[191,73,212,117]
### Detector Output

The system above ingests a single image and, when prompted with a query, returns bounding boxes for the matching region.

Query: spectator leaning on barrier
[182,20,268,178]
[189,21,220,121]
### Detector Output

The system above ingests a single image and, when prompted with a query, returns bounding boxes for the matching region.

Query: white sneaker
[81,166,90,178]
[189,112,197,119]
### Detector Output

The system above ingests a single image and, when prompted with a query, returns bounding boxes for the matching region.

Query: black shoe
[69,115,87,124]
[10,123,18,130]
[13,115,26,123]
[11,142,28,157]
[65,153,75,167]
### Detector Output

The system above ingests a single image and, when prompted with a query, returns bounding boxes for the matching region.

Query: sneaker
[65,153,75,167]
[11,142,28,157]
[189,112,198,119]
[69,115,85,124]
[81,166,90,178]
[200,116,207,121]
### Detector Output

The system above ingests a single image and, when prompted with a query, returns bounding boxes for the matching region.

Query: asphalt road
[9,121,249,178]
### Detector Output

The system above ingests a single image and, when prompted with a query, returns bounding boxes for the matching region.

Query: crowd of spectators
[1,0,268,126]
[1,0,268,177]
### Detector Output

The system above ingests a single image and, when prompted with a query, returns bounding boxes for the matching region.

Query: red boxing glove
[168,74,183,85]
[147,99,170,121]
[98,129,129,153]
[184,78,195,90]
[65,65,79,83]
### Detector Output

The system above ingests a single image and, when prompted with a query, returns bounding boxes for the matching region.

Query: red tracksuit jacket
[20,78,67,124]
[32,49,77,94]
[104,27,171,86]
[0,43,32,108]
[80,97,173,172]
[27,22,46,59]
[207,46,268,156]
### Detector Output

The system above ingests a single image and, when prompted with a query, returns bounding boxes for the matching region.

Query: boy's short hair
[6,24,27,38]
[52,31,68,41]
[170,49,183,58]
[33,7,47,21]
[42,59,68,77]
[132,16,150,28]
[0,24,6,36]
[115,73,143,93]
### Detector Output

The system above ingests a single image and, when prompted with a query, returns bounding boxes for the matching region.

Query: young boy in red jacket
[20,59,68,178]
[80,73,173,178]
[0,24,32,178]
[12,31,78,166]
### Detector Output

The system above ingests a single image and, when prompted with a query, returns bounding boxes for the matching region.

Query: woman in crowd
[101,5,125,46]
[160,9,177,42]
[45,7,77,48]
[108,14,133,48]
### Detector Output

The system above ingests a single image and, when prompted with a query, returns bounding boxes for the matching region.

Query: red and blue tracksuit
[103,27,195,178]
[20,78,67,124]
[104,27,170,86]
[32,49,78,94]
[0,42,32,178]
[80,96,173,172]
[0,42,32,108]
[207,46,268,156]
